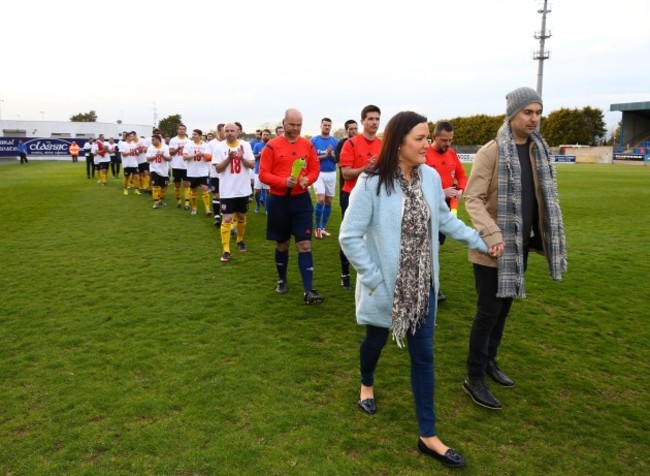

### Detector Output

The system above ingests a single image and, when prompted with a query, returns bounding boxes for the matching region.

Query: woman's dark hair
[370,111,428,196]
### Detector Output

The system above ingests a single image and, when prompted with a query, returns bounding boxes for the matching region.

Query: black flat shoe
[357,391,376,415]
[486,360,515,387]
[417,438,467,468]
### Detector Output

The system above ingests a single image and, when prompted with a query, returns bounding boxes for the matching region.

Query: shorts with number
[266,192,314,243]
[187,176,208,188]
[313,171,336,197]
[138,162,150,173]
[151,172,169,187]
[172,168,187,182]
[221,196,249,215]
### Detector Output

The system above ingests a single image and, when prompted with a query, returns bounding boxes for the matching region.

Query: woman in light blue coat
[339,111,488,468]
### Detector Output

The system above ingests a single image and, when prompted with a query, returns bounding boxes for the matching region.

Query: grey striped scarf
[496,122,568,298]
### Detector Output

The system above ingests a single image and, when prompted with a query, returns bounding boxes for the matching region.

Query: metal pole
[535,0,551,96]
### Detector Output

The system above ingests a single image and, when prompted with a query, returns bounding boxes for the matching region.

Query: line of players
[92,108,465,297]
[110,122,276,264]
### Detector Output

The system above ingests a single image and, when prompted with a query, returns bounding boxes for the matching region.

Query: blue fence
[0,137,88,158]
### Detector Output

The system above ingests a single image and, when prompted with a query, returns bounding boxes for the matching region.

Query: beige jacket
[464,139,546,267]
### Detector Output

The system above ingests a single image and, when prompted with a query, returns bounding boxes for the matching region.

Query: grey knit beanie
[506,87,543,121]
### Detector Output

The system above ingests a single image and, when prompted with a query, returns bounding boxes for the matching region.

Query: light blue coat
[339,166,488,329]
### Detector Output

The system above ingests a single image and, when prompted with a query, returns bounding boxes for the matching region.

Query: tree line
[70,107,611,147]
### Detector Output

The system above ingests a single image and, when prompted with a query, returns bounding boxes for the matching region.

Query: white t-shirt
[169,135,189,169]
[147,144,171,176]
[134,137,149,164]
[91,140,111,163]
[120,141,140,168]
[184,141,211,178]
[208,139,221,178]
[211,140,255,198]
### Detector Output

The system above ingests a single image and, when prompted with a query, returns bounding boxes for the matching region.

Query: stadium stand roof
[610,101,650,150]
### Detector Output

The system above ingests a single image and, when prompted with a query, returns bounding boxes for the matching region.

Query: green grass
[0,162,648,475]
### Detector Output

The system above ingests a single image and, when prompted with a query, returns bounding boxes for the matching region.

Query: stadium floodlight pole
[152,101,158,128]
[533,0,552,96]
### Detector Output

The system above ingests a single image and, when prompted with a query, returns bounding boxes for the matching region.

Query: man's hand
[489,242,505,258]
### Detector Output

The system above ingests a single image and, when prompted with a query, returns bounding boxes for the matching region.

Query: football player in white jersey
[146,134,171,209]
[169,124,191,209]
[182,129,213,216]
[120,132,141,195]
[211,123,255,262]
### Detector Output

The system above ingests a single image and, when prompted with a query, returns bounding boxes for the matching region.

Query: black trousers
[86,155,94,177]
[467,250,530,378]
[467,264,513,379]
[339,190,350,275]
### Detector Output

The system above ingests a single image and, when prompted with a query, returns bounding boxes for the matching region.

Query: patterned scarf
[391,167,431,348]
[496,122,568,298]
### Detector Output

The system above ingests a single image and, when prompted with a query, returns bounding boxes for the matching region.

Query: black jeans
[467,252,529,379]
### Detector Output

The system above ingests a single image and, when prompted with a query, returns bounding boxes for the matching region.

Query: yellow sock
[124,175,131,189]
[134,175,141,189]
[236,216,247,242]
[220,221,232,253]
[202,191,211,212]
[160,187,167,201]
[152,186,161,202]
[184,187,191,204]
[143,174,150,190]
[191,190,198,210]
[174,184,181,200]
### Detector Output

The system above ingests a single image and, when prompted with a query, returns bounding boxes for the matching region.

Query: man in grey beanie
[461,86,568,410]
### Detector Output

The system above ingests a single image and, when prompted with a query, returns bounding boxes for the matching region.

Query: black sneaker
[236,241,247,252]
[341,274,352,290]
[220,252,231,263]
[276,280,288,294]
[214,216,222,227]
[304,289,324,304]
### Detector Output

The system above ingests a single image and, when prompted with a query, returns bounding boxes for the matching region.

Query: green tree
[70,110,97,122]
[432,114,505,146]
[582,106,607,145]
[157,114,183,139]
[541,107,606,146]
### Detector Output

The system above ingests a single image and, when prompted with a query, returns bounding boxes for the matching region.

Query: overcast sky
[2,0,646,137]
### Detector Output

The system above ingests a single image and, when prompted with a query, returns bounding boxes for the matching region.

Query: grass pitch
[0,162,648,475]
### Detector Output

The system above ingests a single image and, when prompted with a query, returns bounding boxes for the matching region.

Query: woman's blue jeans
[359,291,436,437]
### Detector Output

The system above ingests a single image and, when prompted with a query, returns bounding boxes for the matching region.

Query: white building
[1,120,151,140]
